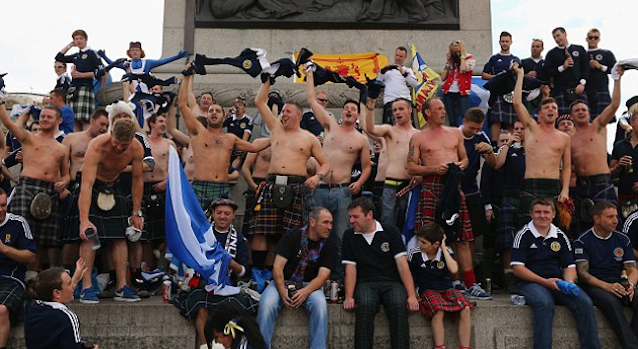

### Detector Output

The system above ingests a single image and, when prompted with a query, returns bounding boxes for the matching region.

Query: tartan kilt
[588,90,611,119]
[142,182,166,241]
[0,278,26,322]
[419,288,476,320]
[68,85,95,122]
[65,178,130,240]
[487,95,518,125]
[551,89,589,115]
[9,177,59,248]
[191,180,229,211]
[249,182,308,235]
[61,181,81,242]
[517,179,560,224]
[178,289,258,320]
[496,194,521,250]
[415,175,473,242]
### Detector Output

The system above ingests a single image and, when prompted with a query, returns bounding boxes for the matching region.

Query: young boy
[409,222,476,349]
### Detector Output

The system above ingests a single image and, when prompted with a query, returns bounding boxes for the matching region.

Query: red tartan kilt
[419,288,476,319]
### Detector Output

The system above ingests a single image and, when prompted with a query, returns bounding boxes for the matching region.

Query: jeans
[354,280,409,349]
[380,184,409,232]
[442,92,469,127]
[518,281,600,349]
[582,285,638,349]
[257,282,328,349]
[312,186,351,280]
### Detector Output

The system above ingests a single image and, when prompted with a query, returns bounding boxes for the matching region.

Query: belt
[317,182,349,189]
[576,174,611,187]
[384,179,405,186]
[266,174,306,184]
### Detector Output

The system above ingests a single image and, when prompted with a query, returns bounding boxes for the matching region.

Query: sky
[2,1,636,112]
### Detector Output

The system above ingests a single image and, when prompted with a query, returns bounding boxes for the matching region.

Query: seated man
[257,206,336,349]
[575,201,638,349]
[342,197,419,349]
[24,266,98,349]
[512,197,600,349]
[182,198,255,349]
[0,188,36,349]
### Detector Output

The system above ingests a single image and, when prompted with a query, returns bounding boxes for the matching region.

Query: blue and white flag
[165,147,237,294]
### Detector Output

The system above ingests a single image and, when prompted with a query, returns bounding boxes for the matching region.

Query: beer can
[330,281,338,303]
[162,280,172,302]
[485,278,492,294]
[324,280,331,299]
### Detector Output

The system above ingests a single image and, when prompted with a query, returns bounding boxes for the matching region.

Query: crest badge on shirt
[437,261,445,270]
[4,234,10,244]
[240,122,247,129]
[572,51,580,57]
[550,241,561,252]
[81,53,88,59]
[380,242,390,252]
[595,54,603,61]
[614,247,624,261]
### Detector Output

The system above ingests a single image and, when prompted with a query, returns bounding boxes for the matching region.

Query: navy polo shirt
[223,115,253,139]
[461,128,491,194]
[511,222,574,279]
[409,247,454,292]
[500,146,526,191]
[611,139,638,195]
[623,211,638,250]
[55,48,103,88]
[0,213,35,283]
[586,49,616,91]
[483,53,521,76]
[342,221,407,283]
[521,57,545,81]
[544,44,589,91]
[574,229,635,283]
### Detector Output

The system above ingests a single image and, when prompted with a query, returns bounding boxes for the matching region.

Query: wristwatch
[132,210,143,217]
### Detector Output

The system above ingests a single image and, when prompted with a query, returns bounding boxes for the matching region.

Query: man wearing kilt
[0,104,70,272]
[408,98,486,296]
[544,27,590,115]
[75,118,144,304]
[0,189,36,349]
[248,79,330,272]
[512,63,572,224]
[55,29,104,132]
[569,68,623,236]
[482,31,522,145]
[584,29,617,119]
[60,110,109,271]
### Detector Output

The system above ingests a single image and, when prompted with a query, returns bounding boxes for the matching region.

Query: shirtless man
[60,110,109,268]
[512,61,571,223]
[77,118,144,304]
[569,67,623,234]
[0,103,70,271]
[364,97,419,232]
[142,114,176,269]
[306,68,371,280]
[178,72,270,209]
[250,78,330,272]
[189,90,214,118]
[408,98,489,297]
[241,138,271,236]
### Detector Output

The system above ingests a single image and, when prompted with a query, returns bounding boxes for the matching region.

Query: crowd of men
[1,25,638,349]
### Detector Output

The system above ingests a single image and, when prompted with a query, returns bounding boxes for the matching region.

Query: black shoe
[101,280,116,298]
[132,279,150,298]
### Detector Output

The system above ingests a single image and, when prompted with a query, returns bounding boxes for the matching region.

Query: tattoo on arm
[576,260,592,284]
[407,144,415,164]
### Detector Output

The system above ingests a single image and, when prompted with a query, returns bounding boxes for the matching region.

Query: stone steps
[9,294,627,349]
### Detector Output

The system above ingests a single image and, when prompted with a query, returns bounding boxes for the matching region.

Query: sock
[435,345,446,349]
[459,346,471,349]
[463,270,476,287]
[252,251,267,269]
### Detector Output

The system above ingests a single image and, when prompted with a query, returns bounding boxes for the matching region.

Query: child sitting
[409,222,476,349]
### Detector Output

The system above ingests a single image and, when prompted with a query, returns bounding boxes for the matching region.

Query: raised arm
[364,97,392,138]
[143,50,189,72]
[0,104,28,144]
[595,67,623,128]
[178,74,206,135]
[513,62,535,128]
[255,80,280,132]
[305,69,335,131]
[166,97,190,145]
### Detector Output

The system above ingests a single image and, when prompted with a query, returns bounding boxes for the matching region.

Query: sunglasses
[317,98,328,102]
[54,65,65,68]
[587,36,599,40]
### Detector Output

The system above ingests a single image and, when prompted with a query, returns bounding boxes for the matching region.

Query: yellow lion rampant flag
[410,43,440,128]
[294,51,388,83]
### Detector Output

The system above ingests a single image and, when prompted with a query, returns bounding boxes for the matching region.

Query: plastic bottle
[510,294,526,306]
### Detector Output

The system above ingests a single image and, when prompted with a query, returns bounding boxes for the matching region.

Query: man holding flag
[409,42,441,129]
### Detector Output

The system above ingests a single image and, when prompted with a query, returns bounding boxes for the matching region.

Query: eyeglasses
[54,65,65,69]
[317,98,328,103]
[587,36,599,40]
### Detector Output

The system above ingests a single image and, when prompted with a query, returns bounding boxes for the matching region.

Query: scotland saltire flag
[409,43,440,128]
[165,147,235,293]
[402,186,421,254]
